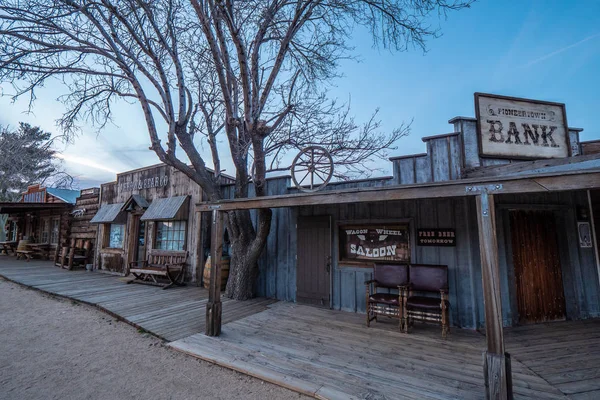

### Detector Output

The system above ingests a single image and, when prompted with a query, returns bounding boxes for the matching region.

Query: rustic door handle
[325,256,331,273]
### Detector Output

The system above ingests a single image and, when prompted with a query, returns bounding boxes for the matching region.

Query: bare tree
[0,0,471,299]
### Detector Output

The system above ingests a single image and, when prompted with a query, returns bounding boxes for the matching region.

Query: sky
[1,0,599,189]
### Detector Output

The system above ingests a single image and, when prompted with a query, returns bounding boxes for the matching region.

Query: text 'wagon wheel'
[291,146,334,192]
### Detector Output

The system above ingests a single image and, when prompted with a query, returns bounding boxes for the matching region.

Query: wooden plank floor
[170,302,572,400]
[0,256,276,341]
[505,319,600,400]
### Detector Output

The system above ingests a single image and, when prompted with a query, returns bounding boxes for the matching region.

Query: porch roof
[90,202,126,224]
[197,165,600,212]
[0,202,71,214]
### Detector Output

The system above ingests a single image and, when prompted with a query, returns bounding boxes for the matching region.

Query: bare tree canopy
[0,0,472,299]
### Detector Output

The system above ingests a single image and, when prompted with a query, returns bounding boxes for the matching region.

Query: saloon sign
[475,93,570,159]
[340,224,410,262]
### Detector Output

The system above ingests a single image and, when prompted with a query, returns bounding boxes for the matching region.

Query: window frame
[106,223,125,249]
[154,220,187,251]
[50,217,60,245]
[40,217,50,244]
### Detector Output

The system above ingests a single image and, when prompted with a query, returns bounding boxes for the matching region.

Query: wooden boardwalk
[2,256,599,399]
[0,256,276,341]
[171,302,600,400]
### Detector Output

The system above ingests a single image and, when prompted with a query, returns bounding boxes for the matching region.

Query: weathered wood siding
[495,191,600,326]
[95,164,214,282]
[256,183,600,329]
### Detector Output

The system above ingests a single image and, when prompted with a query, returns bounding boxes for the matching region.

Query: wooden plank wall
[96,164,206,282]
[495,191,600,326]
[256,185,600,329]
[67,190,100,244]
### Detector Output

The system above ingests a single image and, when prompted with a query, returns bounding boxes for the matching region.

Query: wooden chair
[128,249,188,289]
[403,264,450,338]
[365,263,409,331]
[15,239,33,261]
[67,240,93,270]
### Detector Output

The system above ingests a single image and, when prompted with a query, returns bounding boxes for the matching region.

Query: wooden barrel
[203,256,230,290]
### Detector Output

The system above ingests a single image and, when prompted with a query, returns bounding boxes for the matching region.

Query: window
[50,218,60,244]
[155,221,186,251]
[108,224,125,248]
[40,218,50,243]
[7,221,18,241]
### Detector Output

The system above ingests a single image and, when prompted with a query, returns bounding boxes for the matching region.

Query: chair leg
[366,303,371,327]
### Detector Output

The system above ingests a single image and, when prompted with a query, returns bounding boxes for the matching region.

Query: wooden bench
[128,249,188,289]
[0,241,17,255]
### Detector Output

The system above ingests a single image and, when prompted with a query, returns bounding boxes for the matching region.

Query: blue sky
[1,0,599,188]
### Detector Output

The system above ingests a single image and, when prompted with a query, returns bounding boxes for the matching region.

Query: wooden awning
[196,167,600,212]
[90,203,126,224]
[121,194,150,211]
[140,196,189,221]
[0,202,70,214]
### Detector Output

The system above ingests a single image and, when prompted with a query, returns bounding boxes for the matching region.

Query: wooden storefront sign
[417,229,456,247]
[475,93,570,160]
[339,224,410,262]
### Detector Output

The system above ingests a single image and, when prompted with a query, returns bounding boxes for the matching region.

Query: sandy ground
[0,279,307,400]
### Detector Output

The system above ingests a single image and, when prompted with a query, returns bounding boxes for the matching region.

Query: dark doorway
[510,210,566,324]
[296,216,331,307]
[135,220,146,262]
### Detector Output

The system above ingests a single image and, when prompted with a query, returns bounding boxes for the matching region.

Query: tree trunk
[225,208,272,300]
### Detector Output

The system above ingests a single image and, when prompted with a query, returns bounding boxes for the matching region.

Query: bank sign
[475,93,570,159]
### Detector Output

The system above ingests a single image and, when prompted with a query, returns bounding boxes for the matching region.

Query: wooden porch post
[205,209,224,336]
[476,192,513,400]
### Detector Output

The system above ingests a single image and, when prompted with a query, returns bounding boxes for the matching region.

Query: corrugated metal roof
[141,196,188,221]
[121,194,150,211]
[46,188,81,204]
[90,203,126,224]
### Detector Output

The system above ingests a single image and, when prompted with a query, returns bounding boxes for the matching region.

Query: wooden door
[510,210,566,324]
[297,216,331,307]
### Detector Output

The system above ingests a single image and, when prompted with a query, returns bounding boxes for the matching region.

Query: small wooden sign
[417,229,456,247]
[475,93,570,160]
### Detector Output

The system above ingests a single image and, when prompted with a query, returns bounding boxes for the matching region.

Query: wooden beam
[476,192,512,400]
[197,170,600,212]
[588,190,600,293]
[205,209,224,336]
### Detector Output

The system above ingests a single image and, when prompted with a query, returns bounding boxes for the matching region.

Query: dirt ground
[0,279,307,400]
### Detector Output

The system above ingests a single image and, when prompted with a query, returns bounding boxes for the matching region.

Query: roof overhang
[90,203,127,224]
[141,196,189,221]
[0,202,71,214]
[196,168,600,212]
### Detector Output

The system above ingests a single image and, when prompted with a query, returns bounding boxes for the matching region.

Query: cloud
[55,153,119,174]
[522,32,600,68]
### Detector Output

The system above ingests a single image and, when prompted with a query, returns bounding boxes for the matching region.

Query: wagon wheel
[291,146,334,192]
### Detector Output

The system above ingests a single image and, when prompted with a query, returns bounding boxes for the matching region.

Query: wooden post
[205,209,224,336]
[588,190,600,291]
[476,192,512,400]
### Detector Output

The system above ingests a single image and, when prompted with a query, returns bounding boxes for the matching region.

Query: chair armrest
[365,279,377,285]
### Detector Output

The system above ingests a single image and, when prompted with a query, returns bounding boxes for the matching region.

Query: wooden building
[90,164,233,282]
[0,184,83,254]
[224,107,600,331]
[199,95,600,394]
